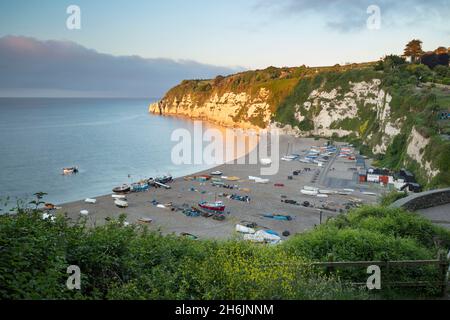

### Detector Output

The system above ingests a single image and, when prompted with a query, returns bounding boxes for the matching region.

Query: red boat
[199,201,225,212]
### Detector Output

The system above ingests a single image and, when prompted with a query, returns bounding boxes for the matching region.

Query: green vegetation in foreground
[1,205,449,300]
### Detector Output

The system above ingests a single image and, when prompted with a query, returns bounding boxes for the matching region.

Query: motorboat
[319,190,335,195]
[254,178,270,184]
[62,167,78,175]
[80,210,89,216]
[249,176,270,184]
[260,158,272,165]
[155,175,173,184]
[304,186,319,192]
[301,189,318,196]
[112,194,127,200]
[114,199,129,208]
[113,184,131,194]
[211,171,223,176]
[199,201,225,212]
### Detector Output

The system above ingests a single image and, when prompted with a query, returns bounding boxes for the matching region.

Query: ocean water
[0,98,228,209]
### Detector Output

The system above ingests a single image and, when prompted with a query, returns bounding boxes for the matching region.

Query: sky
[0,0,449,97]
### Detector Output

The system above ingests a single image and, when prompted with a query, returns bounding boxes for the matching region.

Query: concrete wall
[390,188,450,211]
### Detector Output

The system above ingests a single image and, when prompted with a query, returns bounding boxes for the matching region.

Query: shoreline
[59,134,382,240]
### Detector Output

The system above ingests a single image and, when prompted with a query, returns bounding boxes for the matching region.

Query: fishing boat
[114,199,129,208]
[131,182,150,192]
[113,184,131,194]
[199,201,225,212]
[155,175,173,184]
[44,203,54,209]
[62,167,78,175]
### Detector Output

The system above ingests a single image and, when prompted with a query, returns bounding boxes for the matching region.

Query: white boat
[114,200,129,208]
[80,210,89,216]
[260,158,272,165]
[85,198,97,204]
[304,186,319,192]
[317,194,329,198]
[243,230,281,243]
[112,194,127,199]
[211,171,223,176]
[301,189,318,196]
[236,224,256,234]
[62,167,78,175]
[319,190,334,194]
[362,192,377,196]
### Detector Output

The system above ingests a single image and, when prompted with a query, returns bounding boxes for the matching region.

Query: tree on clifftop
[404,39,424,63]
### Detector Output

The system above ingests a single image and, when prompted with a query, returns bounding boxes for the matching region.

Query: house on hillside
[367,168,393,185]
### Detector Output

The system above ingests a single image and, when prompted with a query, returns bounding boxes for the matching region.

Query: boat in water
[114,199,129,208]
[62,167,78,175]
[199,201,226,212]
[113,184,131,194]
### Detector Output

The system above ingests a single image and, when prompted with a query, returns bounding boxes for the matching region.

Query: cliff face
[151,64,450,188]
[149,88,272,129]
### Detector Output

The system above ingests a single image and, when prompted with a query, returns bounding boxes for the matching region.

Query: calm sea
[0,98,223,209]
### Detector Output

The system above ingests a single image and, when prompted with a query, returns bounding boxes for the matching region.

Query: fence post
[438,251,449,297]
[385,260,391,292]
[326,254,335,274]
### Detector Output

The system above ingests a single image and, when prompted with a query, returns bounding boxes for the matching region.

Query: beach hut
[358,170,367,183]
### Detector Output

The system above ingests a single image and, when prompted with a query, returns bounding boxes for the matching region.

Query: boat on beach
[301,189,318,196]
[114,199,129,208]
[199,201,226,212]
[138,218,153,224]
[113,184,131,194]
[112,194,127,200]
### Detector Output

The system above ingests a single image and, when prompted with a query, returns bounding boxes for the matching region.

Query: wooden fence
[267,253,450,297]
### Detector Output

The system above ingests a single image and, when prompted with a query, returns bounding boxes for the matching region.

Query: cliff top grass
[163,62,377,112]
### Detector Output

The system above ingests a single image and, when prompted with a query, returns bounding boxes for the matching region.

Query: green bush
[282,206,450,297]
[380,191,408,207]
[1,204,449,300]
[0,209,365,300]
